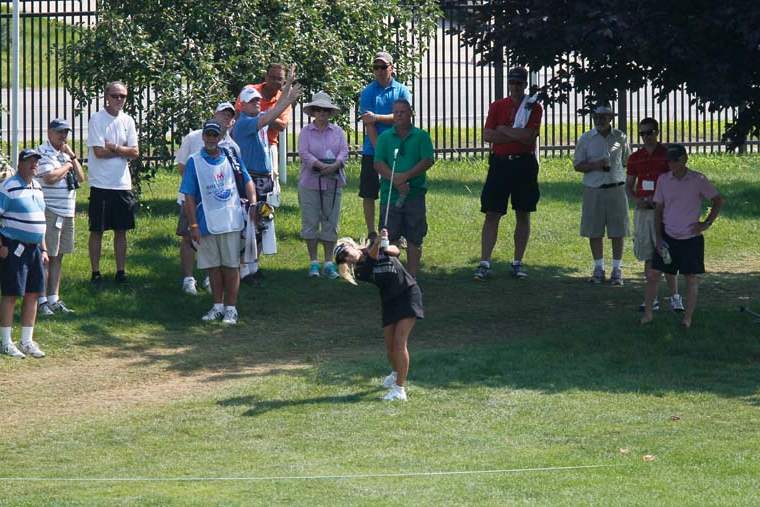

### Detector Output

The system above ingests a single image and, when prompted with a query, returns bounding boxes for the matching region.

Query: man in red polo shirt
[474,67,542,281]
[626,118,682,312]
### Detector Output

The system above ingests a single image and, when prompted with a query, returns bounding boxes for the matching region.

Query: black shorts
[651,233,705,275]
[88,187,137,232]
[381,284,424,327]
[251,173,274,202]
[480,153,540,214]
[359,155,380,199]
[381,194,428,247]
[0,237,45,296]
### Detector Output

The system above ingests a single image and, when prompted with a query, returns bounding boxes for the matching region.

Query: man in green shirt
[374,99,435,277]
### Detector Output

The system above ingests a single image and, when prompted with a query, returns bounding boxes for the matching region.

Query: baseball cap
[215,101,235,114]
[374,51,393,65]
[18,148,42,162]
[507,67,528,83]
[238,86,262,104]
[666,144,688,160]
[202,120,222,135]
[593,103,615,115]
[48,118,72,131]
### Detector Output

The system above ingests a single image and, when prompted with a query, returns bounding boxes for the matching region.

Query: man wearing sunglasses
[86,81,140,286]
[574,104,631,286]
[358,51,412,241]
[626,118,682,312]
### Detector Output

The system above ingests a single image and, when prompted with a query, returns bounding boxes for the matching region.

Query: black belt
[598,182,625,189]
[493,153,532,161]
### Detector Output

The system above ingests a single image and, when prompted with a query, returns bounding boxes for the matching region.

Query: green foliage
[61,0,441,188]
[454,0,760,151]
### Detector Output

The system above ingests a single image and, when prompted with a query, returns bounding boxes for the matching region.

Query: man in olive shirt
[374,99,435,277]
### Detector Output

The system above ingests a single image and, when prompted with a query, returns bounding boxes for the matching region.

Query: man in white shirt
[87,81,140,285]
[174,102,240,295]
[573,104,631,285]
[35,119,85,315]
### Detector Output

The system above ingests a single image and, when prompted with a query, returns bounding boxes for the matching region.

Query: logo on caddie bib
[206,171,233,202]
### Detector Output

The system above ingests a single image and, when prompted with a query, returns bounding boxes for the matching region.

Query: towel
[512,94,538,129]
[242,209,258,263]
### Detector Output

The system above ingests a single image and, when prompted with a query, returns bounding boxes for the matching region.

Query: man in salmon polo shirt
[626,117,682,312]
[474,66,542,281]
[641,144,724,329]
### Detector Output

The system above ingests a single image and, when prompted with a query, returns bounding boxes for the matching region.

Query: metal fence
[2,0,757,166]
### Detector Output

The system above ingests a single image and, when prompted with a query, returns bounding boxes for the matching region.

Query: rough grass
[1,154,759,505]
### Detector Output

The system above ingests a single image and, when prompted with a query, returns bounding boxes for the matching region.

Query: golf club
[383,148,400,230]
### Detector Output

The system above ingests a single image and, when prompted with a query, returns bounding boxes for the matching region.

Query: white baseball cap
[239,86,262,103]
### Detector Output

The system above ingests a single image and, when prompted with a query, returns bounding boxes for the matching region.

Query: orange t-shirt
[483,97,542,155]
[234,83,291,145]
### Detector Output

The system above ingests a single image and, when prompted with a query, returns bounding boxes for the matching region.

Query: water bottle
[660,241,672,264]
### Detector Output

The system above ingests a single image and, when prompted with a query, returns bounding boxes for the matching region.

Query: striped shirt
[35,140,76,217]
[0,174,47,244]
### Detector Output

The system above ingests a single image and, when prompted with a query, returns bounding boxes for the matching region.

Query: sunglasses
[109,94,127,99]
[311,107,331,113]
[372,64,389,70]
[639,129,657,136]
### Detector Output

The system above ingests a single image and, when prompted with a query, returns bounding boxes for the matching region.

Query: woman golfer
[334,228,423,401]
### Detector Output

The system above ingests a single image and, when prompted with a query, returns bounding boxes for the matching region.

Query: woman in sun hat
[333,228,424,401]
[297,91,349,279]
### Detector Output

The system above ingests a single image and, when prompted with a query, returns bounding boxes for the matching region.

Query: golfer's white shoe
[182,277,198,296]
[382,371,398,388]
[20,340,45,358]
[1,341,25,358]
[383,384,407,401]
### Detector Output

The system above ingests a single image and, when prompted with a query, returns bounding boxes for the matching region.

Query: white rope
[0,464,626,482]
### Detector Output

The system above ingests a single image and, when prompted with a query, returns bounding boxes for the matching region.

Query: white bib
[191,153,244,234]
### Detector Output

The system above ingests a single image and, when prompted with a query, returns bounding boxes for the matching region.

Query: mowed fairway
[1,154,759,505]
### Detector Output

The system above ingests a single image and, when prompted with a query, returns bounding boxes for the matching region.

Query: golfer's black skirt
[381,284,424,327]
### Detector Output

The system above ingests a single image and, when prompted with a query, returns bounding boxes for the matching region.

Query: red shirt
[484,97,542,155]
[626,143,669,198]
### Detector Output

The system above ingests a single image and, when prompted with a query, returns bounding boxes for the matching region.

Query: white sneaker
[222,308,238,325]
[38,302,55,316]
[669,294,685,312]
[201,307,224,322]
[182,277,198,296]
[382,371,398,388]
[383,384,407,401]
[20,340,45,358]
[202,276,211,291]
[2,341,26,358]
[49,300,74,314]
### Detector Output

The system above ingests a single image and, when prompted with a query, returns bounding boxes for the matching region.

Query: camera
[65,169,80,191]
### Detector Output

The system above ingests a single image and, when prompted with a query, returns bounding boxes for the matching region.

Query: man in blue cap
[181,120,257,325]
[0,149,48,358]
[35,119,85,316]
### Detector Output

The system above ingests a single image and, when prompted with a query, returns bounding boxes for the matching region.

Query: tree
[454,0,760,150]
[62,0,440,186]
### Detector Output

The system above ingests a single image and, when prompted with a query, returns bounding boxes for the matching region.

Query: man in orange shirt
[474,67,542,281]
[235,63,291,176]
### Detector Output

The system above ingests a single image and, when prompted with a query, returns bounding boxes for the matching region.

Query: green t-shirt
[375,126,434,205]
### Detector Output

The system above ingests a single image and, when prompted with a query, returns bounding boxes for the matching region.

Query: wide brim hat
[303,92,341,117]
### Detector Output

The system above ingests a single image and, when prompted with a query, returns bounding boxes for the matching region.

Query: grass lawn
[1,154,759,505]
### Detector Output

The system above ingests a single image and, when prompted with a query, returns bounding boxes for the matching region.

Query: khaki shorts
[633,207,657,261]
[298,186,342,242]
[45,209,75,257]
[580,185,630,238]
[197,231,241,269]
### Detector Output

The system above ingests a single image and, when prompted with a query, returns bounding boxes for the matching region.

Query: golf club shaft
[383,148,399,229]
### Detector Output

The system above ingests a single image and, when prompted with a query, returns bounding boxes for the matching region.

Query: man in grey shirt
[573,104,631,285]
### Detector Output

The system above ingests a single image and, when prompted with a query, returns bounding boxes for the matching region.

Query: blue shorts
[0,237,46,296]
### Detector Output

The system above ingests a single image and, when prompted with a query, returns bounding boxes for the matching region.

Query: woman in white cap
[297,92,349,279]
